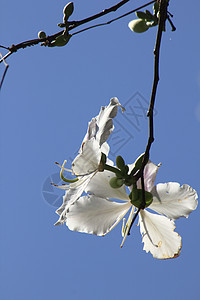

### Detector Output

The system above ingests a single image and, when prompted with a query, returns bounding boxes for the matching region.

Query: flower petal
[139,210,182,259]
[55,173,95,225]
[85,161,129,201]
[72,139,101,175]
[150,183,198,219]
[143,161,160,191]
[83,97,124,145]
[65,195,131,236]
[129,160,160,192]
[95,97,125,146]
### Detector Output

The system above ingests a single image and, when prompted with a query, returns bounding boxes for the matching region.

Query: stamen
[60,160,79,183]
[55,161,72,172]
[120,206,135,248]
[121,218,126,237]
[51,183,58,187]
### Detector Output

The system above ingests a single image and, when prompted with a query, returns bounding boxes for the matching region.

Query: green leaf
[135,11,147,20]
[144,10,154,21]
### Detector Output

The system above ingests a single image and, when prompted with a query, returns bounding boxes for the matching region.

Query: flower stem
[104,164,122,177]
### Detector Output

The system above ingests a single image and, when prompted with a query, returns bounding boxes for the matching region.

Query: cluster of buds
[38,2,74,47]
[128,3,159,33]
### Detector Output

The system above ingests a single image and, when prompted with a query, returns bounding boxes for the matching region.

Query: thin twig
[68,0,131,30]
[0,0,156,64]
[128,0,168,235]
[0,45,10,50]
[0,52,9,91]
[72,0,156,36]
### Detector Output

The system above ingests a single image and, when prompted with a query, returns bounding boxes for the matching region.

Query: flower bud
[57,23,66,28]
[134,153,145,171]
[49,34,72,47]
[116,156,125,170]
[38,31,46,39]
[109,177,124,189]
[129,189,153,208]
[128,19,149,33]
[63,2,74,23]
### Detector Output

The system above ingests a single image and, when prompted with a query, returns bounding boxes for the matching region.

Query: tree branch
[72,1,156,36]
[135,0,168,182]
[0,0,155,64]
[67,0,131,30]
[0,53,9,91]
[128,0,168,234]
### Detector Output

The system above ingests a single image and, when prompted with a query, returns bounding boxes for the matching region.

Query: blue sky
[1,1,200,299]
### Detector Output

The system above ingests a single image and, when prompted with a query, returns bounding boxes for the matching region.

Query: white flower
[55,97,125,225]
[60,160,198,259]
[54,99,197,259]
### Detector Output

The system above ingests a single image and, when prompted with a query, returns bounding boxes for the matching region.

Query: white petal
[139,210,181,259]
[95,97,125,146]
[129,160,160,192]
[72,139,101,175]
[139,161,160,192]
[85,164,129,201]
[55,173,95,225]
[150,183,198,219]
[66,195,131,236]
[82,97,124,147]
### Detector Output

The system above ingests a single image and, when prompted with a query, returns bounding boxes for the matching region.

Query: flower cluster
[55,99,198,259]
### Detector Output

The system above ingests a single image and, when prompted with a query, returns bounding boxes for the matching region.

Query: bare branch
[73,0,156,36]
[0,0,156,64]
[128,0,168,234]
[0,52,9,91]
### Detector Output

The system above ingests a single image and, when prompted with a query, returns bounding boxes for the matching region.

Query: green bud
[57,23,66,28]
[63,2,74,23]
[124,178,132,186]
[116,156,125,170]
[128,19,149,33]
[135,11,147,20]
[130,183,139,201]
[38,31,46,39]
[129,189,153,208]
[48,34,72,47]
[134,153,145,171]
[123,165,129,175]
[109,177,124,189]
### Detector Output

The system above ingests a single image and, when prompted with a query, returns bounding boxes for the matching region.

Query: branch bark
[128,0,168,234]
